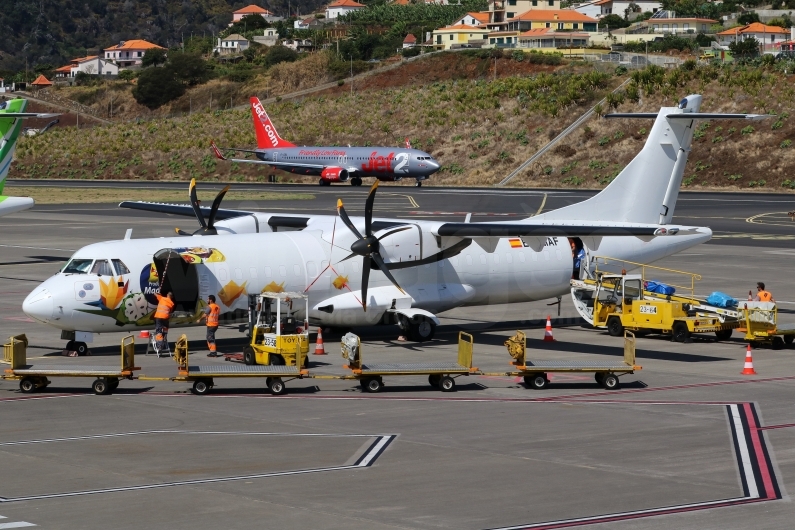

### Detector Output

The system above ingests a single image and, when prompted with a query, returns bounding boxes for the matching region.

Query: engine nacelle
[321,167,349,182]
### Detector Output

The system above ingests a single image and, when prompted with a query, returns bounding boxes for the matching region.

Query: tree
[600,14,631,29]
[768,15,793,28]
[132,66,184,109]
[167,52,209,85]
[142,48,167,67]
[737,12,760,25]
[118,69,137,82]
[729,36,760,58]
[226,13,269,36]
[264,45,298,67]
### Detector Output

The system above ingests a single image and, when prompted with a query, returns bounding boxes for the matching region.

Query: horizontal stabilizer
[0,113,60,119]
[435,222,695,238]
[119,201,246,220]
[605,112,773,120]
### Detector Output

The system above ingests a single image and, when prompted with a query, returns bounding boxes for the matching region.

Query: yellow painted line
[712,233,795,240]
[534,193,547,216]
[745,212,795,227]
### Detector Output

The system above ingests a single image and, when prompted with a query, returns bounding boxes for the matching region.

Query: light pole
[350,54,353,96]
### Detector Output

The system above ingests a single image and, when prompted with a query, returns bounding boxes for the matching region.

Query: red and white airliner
[212,97,440,187]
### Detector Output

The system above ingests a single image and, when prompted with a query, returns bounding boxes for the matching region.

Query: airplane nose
[23,288,53,324]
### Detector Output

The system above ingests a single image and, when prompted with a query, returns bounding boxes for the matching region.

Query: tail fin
[537,95,770,225]
[405,137,412,149]
[250,97,295,149]
[0,98,28,194]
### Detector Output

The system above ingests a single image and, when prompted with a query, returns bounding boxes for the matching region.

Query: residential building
[486,0,561,28]
[503,10,598,32]
[53,56,119,80]
[326,0,366,19]
[214,34,250,55]
[716,22,790,50]
[294,17,325,29]
[590,0,661,17]
[283,39,314,52]
[451,12,490,26]
[394,0,450,4]
[104,40,165,68]
[517,27,590,48]
[253,28,280,46]
[432,24,491,49]
[633,11,717,34]
[403,34,417,48]
[232,4,280,23]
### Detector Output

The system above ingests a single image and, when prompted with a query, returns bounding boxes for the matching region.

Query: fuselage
[22,213,712,335]
[256,146,439,181]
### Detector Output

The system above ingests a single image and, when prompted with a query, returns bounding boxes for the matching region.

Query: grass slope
[4,186,314,204]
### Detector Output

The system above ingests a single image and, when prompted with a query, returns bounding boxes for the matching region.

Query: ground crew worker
[154,291,175,352]
[570,239,585,279]
[754,282,775,302]
[200,295,221,357]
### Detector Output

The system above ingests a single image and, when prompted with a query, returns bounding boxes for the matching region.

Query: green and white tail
[0,98,28,194]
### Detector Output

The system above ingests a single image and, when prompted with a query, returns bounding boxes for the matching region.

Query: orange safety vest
[206,303,220,327]
[758,290,773,302]
[154,294,175,319]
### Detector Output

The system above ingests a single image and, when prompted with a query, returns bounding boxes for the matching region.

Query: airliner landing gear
[350,177,362,186]
[398,315,436,342]
[318,179,331,186]
[415,180,422,187]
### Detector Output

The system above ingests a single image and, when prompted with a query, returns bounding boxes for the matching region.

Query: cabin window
[112,259,130,275]
[543,250,549,261]
[264,266,272,277]
[235,268,243,280]
[219,268,228,281]
[479,254,486,265]
[506,254,512,264]
[91,259,114,276]
[519,253,526,263]
[493,254,500,264]
[307,262,317,277]
[62,259,93,274]
[279,266,287,277]
[321,261,329,271]
[466,255,473,266]
[250,267,258,279]
[337,263,345,274]
[293,264,301,276]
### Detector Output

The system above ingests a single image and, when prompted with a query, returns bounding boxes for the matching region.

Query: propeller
[337,181,406,311]
[175,178,230,236]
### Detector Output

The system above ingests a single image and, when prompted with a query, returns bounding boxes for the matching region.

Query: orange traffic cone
[313,328,326,355]
[543,315,555,342]
[138,330,150,339]
[741,344,757,375]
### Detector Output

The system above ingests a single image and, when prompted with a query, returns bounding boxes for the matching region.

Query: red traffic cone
[138,330,150,339]
[543,315,555,342]
[313,328,326,355]
[741,344,757,375]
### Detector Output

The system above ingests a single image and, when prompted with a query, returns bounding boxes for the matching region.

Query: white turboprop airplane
[22,95,768,353]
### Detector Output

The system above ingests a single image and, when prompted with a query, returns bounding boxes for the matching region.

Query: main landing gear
[415,180,422,187]
[65,340,89,355]
[397,315,436,342]
[350,177,362,186]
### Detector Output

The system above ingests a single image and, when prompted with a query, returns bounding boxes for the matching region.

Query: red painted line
[757,423,795,431]
[743,402,778,499]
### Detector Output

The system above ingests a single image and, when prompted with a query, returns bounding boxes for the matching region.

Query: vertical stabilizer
[0,98,28,194]
[249,97,296,149]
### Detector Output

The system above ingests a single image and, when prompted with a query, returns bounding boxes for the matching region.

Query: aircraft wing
[118,201,248,220]
[0,112,60,119]
[229,158,327,170]
[434,221,695,237]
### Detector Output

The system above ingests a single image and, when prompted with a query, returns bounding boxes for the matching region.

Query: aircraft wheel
[415,181,422,187]
[19,377,37,394]
[243,346,256,365]
[92,378,110,395]
[75,342,89,355]
[439,375,455,392]
[191,379,212,396]
[428,374,441,388]
[607,317,623,337]
[602,373,620,390]
[268,377,287,395]
[65,340,76,352]
[350,177,362,186]
[409,317,436,342]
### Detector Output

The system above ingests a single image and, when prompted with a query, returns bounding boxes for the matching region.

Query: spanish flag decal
[509,238,523,249]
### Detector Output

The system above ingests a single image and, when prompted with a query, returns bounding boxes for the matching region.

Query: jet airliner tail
[536,95,771,225]
[249,97,296,149]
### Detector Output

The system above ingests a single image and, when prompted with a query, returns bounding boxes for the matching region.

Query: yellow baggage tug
[243,292,310,367]
[3,334,139,395]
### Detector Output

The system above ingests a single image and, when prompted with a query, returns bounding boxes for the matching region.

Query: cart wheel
[439,375,456,392]
[785,335,794,345]
[109,378,120,390]
[364,378,383,393]
[243,346,256,366]
[773,336,785,350]
[269,354,285,366]
[268,377,287,395]
[607,317,624,337]
[672,322,690,343]
[428,374,441,388]
[602,373,620,390]
[526,373,548,390]
[595,372,606,385]
[92,378,109,395]
[19,377,37,394]
[715,329,733,341]
[191,379,212,396]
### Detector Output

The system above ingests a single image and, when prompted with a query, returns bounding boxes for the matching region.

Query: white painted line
[0,522,36,529]
[357,435,393,467]
[0,244,75,252]
[731,404,759,499]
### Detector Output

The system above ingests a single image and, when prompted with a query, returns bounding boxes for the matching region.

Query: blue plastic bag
[645,280,676,295]
[706,291,738,309]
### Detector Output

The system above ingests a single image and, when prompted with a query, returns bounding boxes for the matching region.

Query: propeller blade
[371,252,406,295]
[189,178,207,229]
[207,185,230,229]
[175,228,192,236]
[361,257,370,312]
[337,199,363,240]
[364,180,378,237]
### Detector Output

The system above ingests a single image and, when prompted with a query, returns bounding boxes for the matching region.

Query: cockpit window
[62,259,93,274]
[112,259,130,275]
[91,259,114,276]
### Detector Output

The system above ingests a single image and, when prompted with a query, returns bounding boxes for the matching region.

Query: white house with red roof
[717,22,790,50]
[232,4,279,22]
[104,40,165,68]
[586,0,661,17]
[326,0,366,19]
[451,12,491,26]
[54,56,119,80]
[403,34,417,48]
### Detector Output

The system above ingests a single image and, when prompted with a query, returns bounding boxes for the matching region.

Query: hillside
[0,0,322,72]
[10,59,795,191]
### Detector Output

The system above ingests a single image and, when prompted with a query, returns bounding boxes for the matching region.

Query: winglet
[405,137,411,149]
[210,141,227,161]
